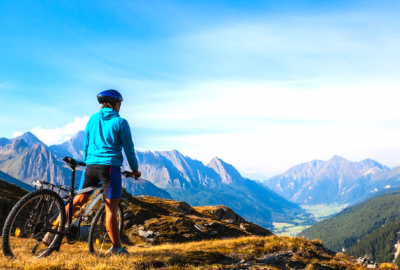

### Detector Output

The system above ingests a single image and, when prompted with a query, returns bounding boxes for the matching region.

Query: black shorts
[77,165,122,199]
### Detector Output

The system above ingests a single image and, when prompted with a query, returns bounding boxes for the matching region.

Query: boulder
[124,209,148,228]
[124,212,134,220]
[210,206,246,223]
[139,229,154,238]
[175,202,192,215]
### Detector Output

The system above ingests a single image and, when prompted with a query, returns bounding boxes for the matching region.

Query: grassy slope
[0,180,398,269]
[0,178,28,202]
[346,220,400,266]
[0,236,389,270]
[300,193,400,252]
[0,170,34,192]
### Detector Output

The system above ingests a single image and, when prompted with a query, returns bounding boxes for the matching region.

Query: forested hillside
[300,192,400,251]
[346,220,400,266]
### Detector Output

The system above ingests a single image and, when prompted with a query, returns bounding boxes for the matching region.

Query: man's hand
[131,170,141,180]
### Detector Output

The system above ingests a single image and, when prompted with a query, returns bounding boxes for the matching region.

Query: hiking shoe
[106,246,129,255]
[42,232,55,246]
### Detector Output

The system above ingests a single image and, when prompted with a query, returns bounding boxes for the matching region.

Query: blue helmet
[97,89,123,104]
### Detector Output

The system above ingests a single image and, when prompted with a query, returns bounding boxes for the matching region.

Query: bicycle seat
[63,157,86,167]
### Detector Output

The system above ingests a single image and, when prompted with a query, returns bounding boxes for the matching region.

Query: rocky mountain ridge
[265,155,392,204]
[49,130,84,160]
[0,137,75,186]
[129,149,313,227]
[0,133,172,199]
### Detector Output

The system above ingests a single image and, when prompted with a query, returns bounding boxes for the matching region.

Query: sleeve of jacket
[83,123,90,162]
[120,120,139,171]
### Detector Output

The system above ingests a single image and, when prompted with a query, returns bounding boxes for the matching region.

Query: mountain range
[0,131,314,228]
[127,150,313,227]
[0,134,75,186]
[3,130,400,228]
[264,155,396,205]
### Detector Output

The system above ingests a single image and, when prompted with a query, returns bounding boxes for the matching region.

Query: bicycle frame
[76,186,104,216]
[32,156,130,237]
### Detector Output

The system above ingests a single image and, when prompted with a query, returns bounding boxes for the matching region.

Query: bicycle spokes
[4,192,65,259]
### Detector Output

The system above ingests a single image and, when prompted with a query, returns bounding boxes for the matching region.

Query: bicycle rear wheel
[1,189,66,259]
[88,203,124,254]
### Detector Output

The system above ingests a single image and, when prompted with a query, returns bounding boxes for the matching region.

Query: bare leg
[57,194,91,226]
[105,199,121,248]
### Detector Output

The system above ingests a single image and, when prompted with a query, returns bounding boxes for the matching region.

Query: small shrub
[311,239,324,247]
[381,263,399,270]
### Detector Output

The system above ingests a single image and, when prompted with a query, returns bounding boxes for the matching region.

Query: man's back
[84,107,125,167]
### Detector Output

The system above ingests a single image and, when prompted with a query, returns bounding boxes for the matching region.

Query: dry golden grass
[1,235,396,270]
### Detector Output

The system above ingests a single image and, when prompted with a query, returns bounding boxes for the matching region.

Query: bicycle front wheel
[88,203,124,254]
[1,189,66,259]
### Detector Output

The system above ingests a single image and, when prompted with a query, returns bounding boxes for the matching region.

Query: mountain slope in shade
[0,170,34,191]
[129,150,315,228]
[0,138,11,147]
[49,130,85,160]
[300,191,400,252]
[122,178,172,199]
[345,219,400,266]
[265,155,391,204]
[0,178,29,230]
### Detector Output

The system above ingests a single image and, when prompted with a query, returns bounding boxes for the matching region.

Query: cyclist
[43,89,141,255]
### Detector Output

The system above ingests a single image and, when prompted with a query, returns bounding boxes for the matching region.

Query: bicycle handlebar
[121,171,131,178]
[121,171,141,180]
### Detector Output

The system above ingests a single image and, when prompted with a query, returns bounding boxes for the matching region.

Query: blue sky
[1,0,400,177]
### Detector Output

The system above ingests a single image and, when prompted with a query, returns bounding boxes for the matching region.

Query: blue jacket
[83,108,139,170]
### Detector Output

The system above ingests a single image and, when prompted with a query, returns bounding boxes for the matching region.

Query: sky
[1,0,400,178]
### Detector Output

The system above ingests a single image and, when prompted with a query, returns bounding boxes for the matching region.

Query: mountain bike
[1,157,131,259]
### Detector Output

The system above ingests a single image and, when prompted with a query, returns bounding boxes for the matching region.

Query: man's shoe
[42,232,55,246]
[106,246,129,255]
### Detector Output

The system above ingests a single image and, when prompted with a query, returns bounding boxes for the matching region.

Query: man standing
[81,89,141,254]
[43,89,141,254]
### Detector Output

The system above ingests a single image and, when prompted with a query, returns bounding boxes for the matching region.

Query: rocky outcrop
[116,188,272,245]
[209,206,246,223]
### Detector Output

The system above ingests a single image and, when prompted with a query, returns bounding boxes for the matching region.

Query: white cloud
[30,116,89,145]
[12,131,24,138]
[123,79,400,176]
